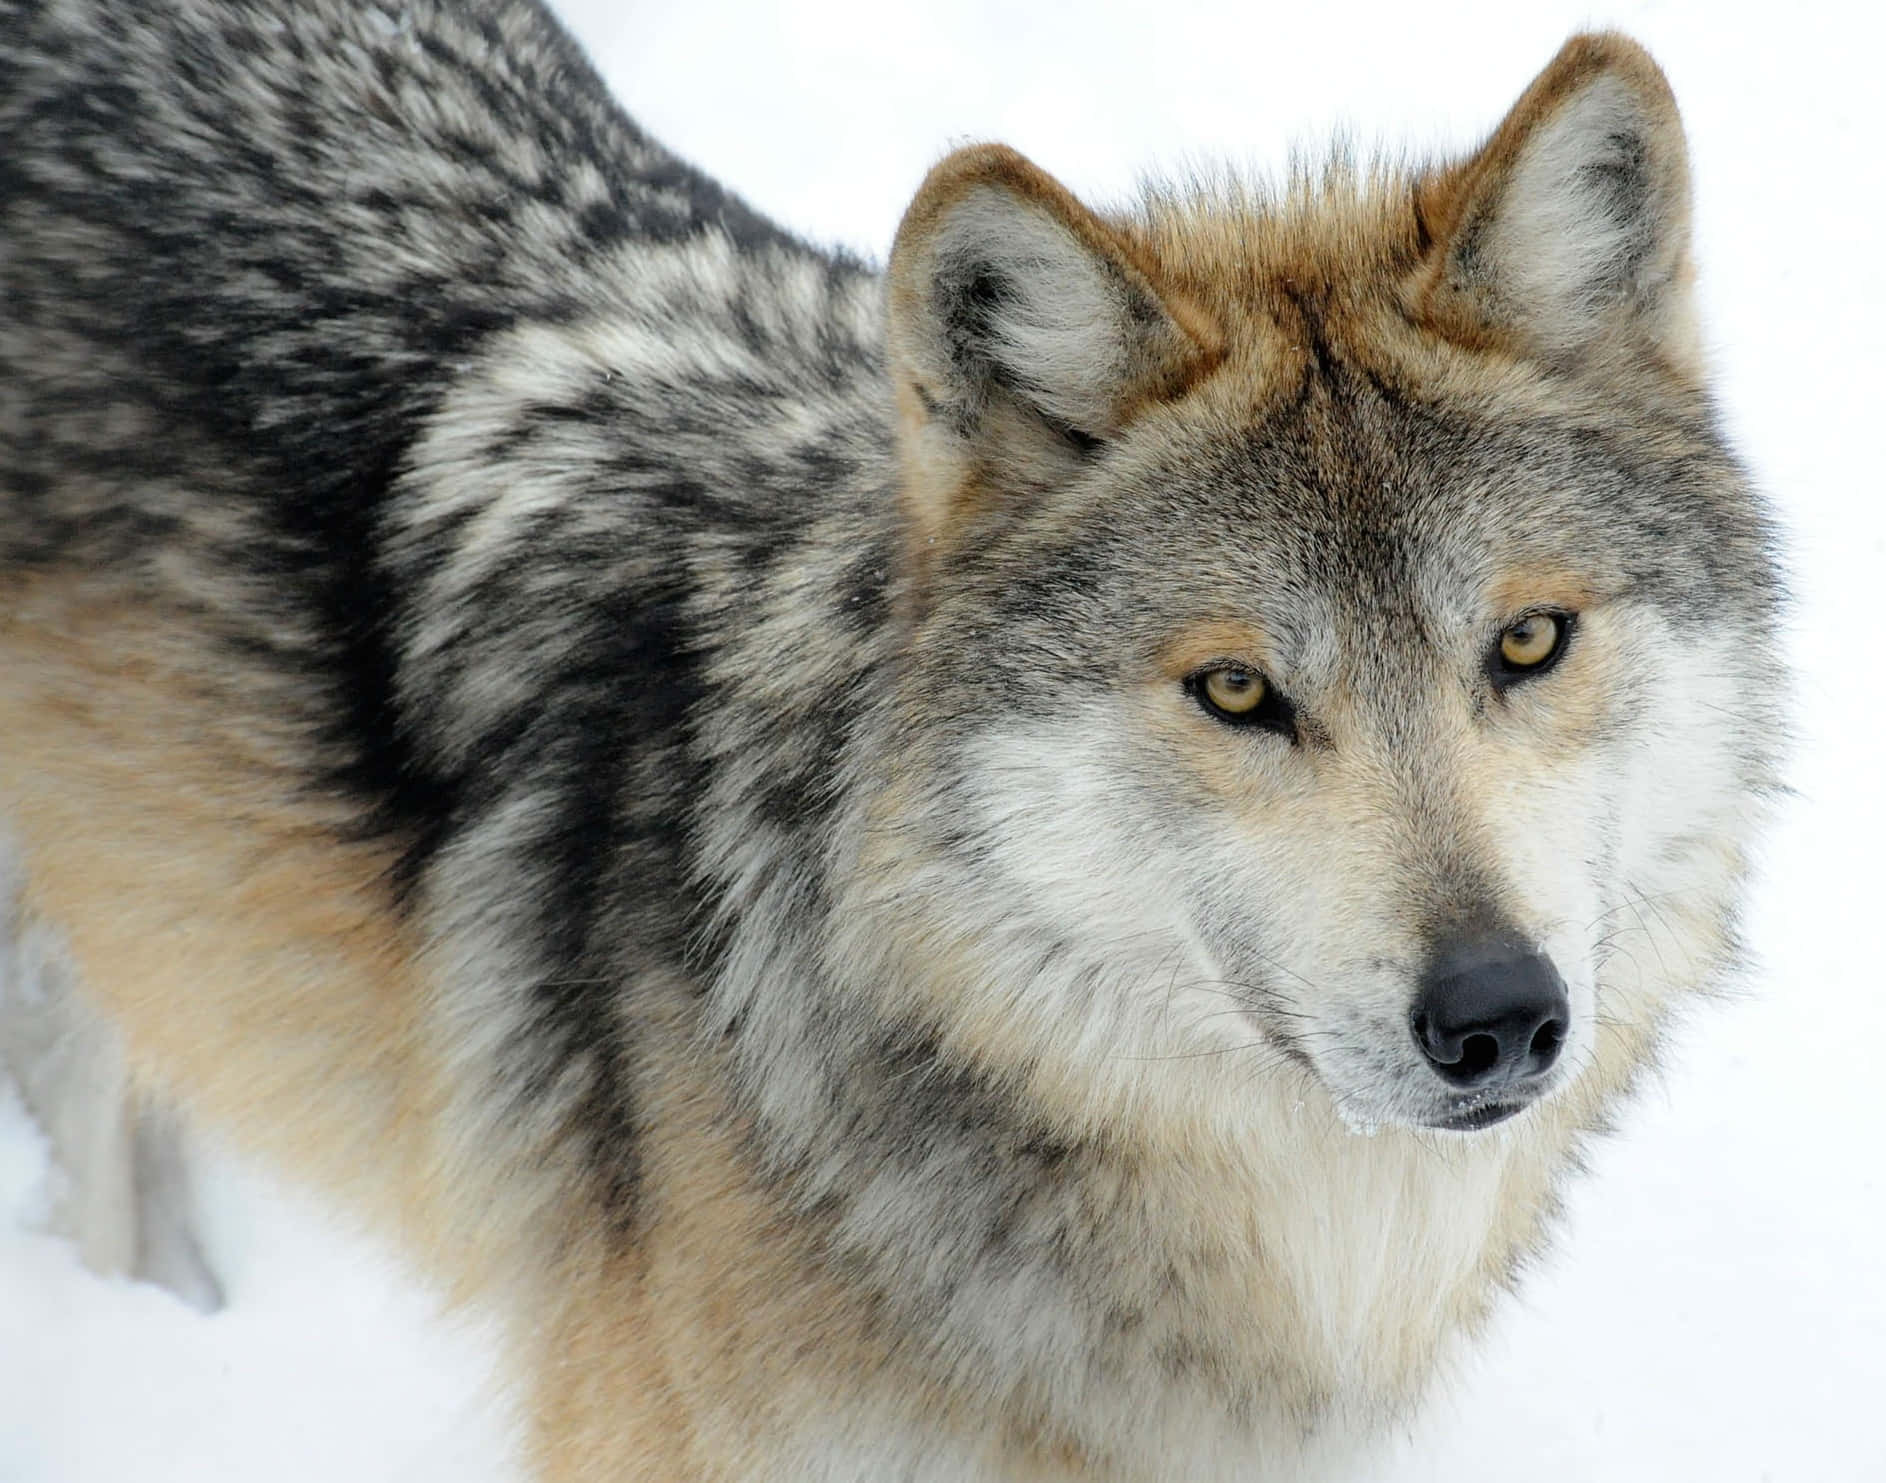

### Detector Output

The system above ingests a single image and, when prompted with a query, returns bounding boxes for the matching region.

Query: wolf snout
[1411,936,1568,1091]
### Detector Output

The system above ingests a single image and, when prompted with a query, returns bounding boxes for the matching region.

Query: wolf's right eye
[1189,666,1297,738]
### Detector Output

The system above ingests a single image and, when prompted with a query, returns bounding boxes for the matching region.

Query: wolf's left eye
[1492,611,1573,682]
[1189,665,1297,738]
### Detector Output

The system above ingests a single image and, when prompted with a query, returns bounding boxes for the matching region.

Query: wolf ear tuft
[1415,34,1695,364]
[887,145,1219,567]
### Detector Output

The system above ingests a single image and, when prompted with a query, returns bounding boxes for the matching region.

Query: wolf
[0,0,1782,1477]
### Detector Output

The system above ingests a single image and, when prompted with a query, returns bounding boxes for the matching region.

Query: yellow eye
[1497,612,1570,673]
[1201,666,1267,716]
[1191,663,1297,737]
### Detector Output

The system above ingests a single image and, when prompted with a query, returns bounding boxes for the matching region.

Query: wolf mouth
[1427,1098,1529,1132]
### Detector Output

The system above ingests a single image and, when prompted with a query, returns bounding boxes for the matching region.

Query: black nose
[1412,936,1568,1090]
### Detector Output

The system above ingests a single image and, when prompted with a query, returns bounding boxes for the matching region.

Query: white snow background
[3,0,1883,1478]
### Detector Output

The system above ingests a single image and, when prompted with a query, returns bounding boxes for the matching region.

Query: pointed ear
[1412,34,1696,365]
[887,145,1220,566]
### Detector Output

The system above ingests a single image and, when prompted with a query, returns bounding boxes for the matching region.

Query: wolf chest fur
[0,1,1781,1479]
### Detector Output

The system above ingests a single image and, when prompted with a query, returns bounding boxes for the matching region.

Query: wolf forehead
[926,332,1761,663]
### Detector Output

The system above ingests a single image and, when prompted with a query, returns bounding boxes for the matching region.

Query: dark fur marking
[1574,128,1654,296]
[1281,283,1340,387]
[1448,201,1496,290]
[934,262,1016,405]
[1410,183,1435,257]
[464,594,709,1225]
[837,543,894,633]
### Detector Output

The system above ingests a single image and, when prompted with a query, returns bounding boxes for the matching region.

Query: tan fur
[0,583,899,1480]
[0,580,1113,1479]
[536,1053,907,1480]
[0,579,479,1269]
[934,34,1693,454]
[1156,620,1285,682]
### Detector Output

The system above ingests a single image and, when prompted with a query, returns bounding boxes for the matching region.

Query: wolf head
[850,34,1781,1140]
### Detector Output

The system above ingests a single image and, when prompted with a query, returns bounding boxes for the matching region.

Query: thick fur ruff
[0,3,1781,1479]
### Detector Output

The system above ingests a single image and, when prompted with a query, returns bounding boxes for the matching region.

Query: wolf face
[857,37,1779,1146]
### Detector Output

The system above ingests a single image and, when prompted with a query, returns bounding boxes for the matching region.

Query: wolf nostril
[1412,934,1569,1090]
[1456,1032,1501,1079]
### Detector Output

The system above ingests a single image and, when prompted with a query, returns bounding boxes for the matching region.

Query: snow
[4,0,1883,1478]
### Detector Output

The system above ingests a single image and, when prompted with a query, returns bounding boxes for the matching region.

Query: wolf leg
[0,864,223,1312]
